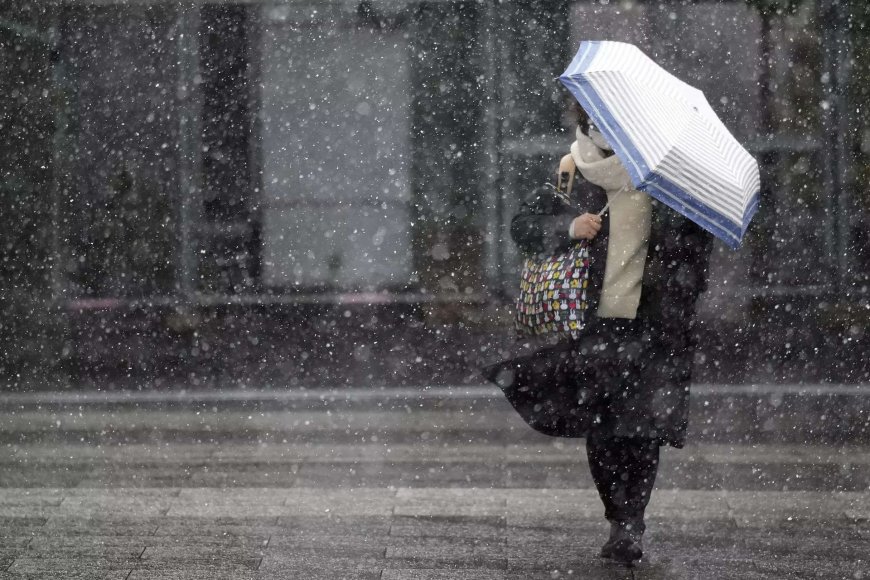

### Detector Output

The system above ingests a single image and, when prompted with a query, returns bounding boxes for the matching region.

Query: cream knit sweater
[570,129,652,319]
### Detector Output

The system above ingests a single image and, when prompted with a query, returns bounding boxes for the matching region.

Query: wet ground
[1,387,868,579]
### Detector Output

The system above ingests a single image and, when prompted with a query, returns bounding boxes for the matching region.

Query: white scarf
[569,127,652,320]
[569,127,633,195]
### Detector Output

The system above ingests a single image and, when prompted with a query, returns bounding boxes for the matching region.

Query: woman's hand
[570,213,602,240]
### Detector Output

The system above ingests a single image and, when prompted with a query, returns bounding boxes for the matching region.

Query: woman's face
[562,99,590,133]
[572,101,591,133]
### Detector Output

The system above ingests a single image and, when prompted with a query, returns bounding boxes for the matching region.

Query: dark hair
[567,98,591,134]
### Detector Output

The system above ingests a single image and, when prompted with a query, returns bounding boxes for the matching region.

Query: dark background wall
[1,0,868,390]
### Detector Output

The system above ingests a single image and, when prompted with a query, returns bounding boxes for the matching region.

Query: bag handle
[556,154,575,195]
[554,152,629,217]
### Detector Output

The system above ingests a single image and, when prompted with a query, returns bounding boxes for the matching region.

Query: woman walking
[500,104,714,566]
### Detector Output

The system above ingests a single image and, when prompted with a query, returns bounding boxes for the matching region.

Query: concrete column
[176,5,203,301]
[817,0,852,294]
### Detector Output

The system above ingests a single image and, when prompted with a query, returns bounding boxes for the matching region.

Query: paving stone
[150,527,273,548]
[0,489,65,507]
[507,523,607,551]
[695,443,870,466]
[0,558,15,573]
[164,503,288,518]
[281,488,396,516]
[716,462,861,491]
[269,530,386,546]
[500,464,551,488]
[655,459,725,490]
[540,464,596,489]
[55,495,173,518]
[266,536,387,559]
[126,562,258,580]
[646,489,731,520]
[655,553,864,580]
[257,569,379,580]
[505,513,602,530]
[27,535,252,552]
[503,489,600,520]
[186,470,298,487]
[41,517,158,536]
[24,545,145,560]
[642,518,739,539]
[60,488,182,498]
[385,535,506,550]
[0,410,515,436]
[394,503,506,518]
[390,516,506,541]
[0,550,25,570]
[273,515,391,536]
[0,515,46,527]
[0,518,45,546]
[154,515,279,529]
[393,489,508,517]
[724,490,867,527]
[292,462,514,488]
[5,556,137,578]
[165,493,288,518]
[0,538,32,552]
[0,506,61,518]
[140,546,263,566]
[503,571,629,580]
[257,554,382,578]
[622,556,696,580]
[0,467,90,488]
[26,535,153,553]
[175,487,289,504]
[506,552,630,576]
[4,443,216,464]
[385,544,507,569]
[382,570,507,580]
[211,444,327,463]
[75,468,193,488]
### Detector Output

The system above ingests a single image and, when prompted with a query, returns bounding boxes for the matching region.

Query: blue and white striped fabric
[559,41,760,249]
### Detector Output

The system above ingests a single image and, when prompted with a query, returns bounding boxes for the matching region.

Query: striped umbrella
[559,41,760,249]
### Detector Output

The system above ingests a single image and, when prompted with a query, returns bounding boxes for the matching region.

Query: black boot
[608,519,644,566]
[587,436,658,566]
[598,521,620,558]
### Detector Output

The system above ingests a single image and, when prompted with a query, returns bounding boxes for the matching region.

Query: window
[59,5,178,298]
[258,5,414,292]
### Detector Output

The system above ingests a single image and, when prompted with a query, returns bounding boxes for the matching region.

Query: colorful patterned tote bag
[514,155,592,341]
[515,239,591,340]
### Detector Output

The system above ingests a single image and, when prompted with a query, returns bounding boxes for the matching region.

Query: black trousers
[586,434,660,531]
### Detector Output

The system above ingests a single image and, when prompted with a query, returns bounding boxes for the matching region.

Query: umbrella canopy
[559,40,760,249]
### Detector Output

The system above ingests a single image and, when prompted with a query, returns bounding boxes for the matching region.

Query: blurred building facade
[2,0,868,386]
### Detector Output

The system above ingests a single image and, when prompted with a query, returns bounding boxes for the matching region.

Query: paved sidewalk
[1,389,869,579]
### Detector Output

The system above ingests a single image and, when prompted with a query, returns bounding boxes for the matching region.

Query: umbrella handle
[596,184,630,217]
[557,153,629,217]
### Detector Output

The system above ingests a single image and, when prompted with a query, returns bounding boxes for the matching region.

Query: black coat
[486,177,713,447]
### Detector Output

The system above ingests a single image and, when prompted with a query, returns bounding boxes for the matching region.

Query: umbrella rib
[593,73,671,166]
[643,179,742,247]
[660,168,743,224]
